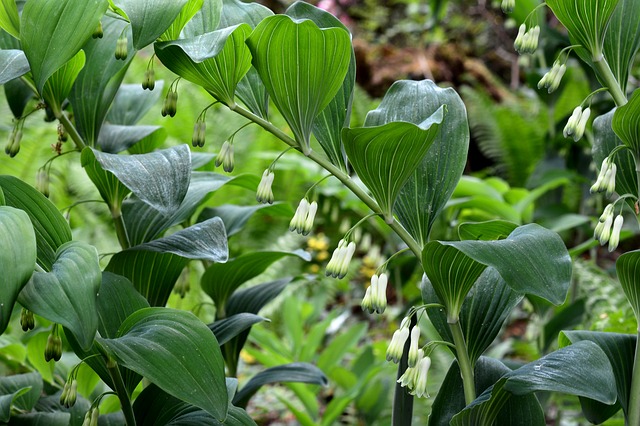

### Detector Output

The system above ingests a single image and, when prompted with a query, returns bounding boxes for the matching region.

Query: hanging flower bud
[60,379,78,408]
[142,68,155,91]
[386,318,411,363]
[595,211,614,245]
[397,349,422,388]
[361,273,388,314]
[514,25,540,54]
[608,215,624,252]
[302,201,318,236]
[36,169,50,198]
[20,308,35,331]
[599,204,614,222]
[573,107,590,141]
[325,239,356,279]
[5,127,22,157]
[115,33,128,60]
[564,106,590,141]
[191,120,206,148]
[162,90,178,117]
[604,163,617,197]
[213,141,234,172]
[90,406,99,426]
[410,355,432,398]
[501,0,515,13]
[290,198,310,233]
[407,326,421,368]
[44,332,62,362]
[256,169,275,204]
[538,61,566,93]
[92,21,104,39]
[514,24,526,52]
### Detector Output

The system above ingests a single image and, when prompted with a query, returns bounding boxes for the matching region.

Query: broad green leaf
[41,50,85,115]
[159,0,204,41]
[429,358,544,426]
[343,112,443,223]
[0,0,20,38]
[286,1,356,170]
[366,80,469,246]
[81,147,130,210]
[106,82,165,126]
[87,145,191,215]
[546,0,620,59]
[0,50,29,84]
[453,176,504,200]
[0,388,31,423]
[452,341,616,425]
[0,372,42,422]
[457,220,518,241]
[199,203,290,237]
[97,272,149,339]
[201,250,311,313]
[4,77,34,118]
[112,0,188,49]
[447,195,522,224]
[8,412,70,425]
[613,89,640,154]
[155,24,252,105]
[0,175,72,270]
[209,313,268,346]
[20,0,108,93]
[603,0,640,93]
[233,363,328,408]
[429,223,572,306]
[246,14,351,153]
[0,206,36,334]
[68,16,134,146]
[218,0,269,28]
[616,250,640,321]
[18,241,101,350]
[560,331,636,422]
[32,392,92,426]
[99,308,228,421]
[182,0,223,38]
[25,332,55,383]
[97,124,167,154]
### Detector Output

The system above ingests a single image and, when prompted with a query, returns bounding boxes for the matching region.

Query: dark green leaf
[0,388,31,423]
[8,412,70,425]
[616,249,640,322]
[105,82,165,126]
[366,80,469,246]
[18,241,101,350]
[209,313,267,346]
[246,14,351,153]
[182,0,223,38]
[343,112,443,223]
[603,0,640,94]
[233,363,328,408]
[0,0,20,38]
[97,272,149,339]
[112,0,188,49]
[0,175,72,271]
[458,220,518,241]
[199,203,290,237]
[99,308,228,421]
[4,77,35,118]
[20,0,108,93]
[81,147,130,210]
[0,206,36,334]
[542,298,586,351]
[97,124,167,154]
[0,49,29,84]
[613,89,640,154]
[0,372,42,421]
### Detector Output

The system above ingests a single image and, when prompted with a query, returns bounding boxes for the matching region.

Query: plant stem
[228,104,423,258]
[56,111,86,151]
[628,330,640,426]
[449,320,476,405]
[111,207,130,249]
[592,56,627,107]
[106,361,136,426]
[392,314,416,425]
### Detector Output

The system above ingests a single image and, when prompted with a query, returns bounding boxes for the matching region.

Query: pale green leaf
[112,0,188,49]
[199,203,290,237]
[613,89,640,154]
[0,0,20,38]
[604,0,640,92]
[41,50,85,114]
[457,220,518,241]
[0,50,29,84]
[182,0,223,38]
[159,0,204,41]
[616,249,640,322]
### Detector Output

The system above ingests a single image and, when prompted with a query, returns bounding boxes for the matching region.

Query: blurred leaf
[18,242,101,350]
[603,0,640,92]
[613,89,640,154]
[317,322,367,373]
[199,203,290,237]
[233,363,327,408]
[616,249,640,322]
[209,313,267,346]
[447,195,522,224]
[0,372,41,422]
[0,175,72,270]
[542,298,586,351]
[0,50,29,84]
[99,308,228,421]
[106,81,165,125]
[4,77,34,118]
[9,412,70,425]
[41,50,85,114]
[0,0,20,38]
[0,388,31,423]
[97,124,167,154]
[182,0,223,38]
[112,0,188,49]
[20,0,107,93]
[457,220,518,241]
[246,15,351,152]
[25,332,54,383]
[366,80,469,245]
[0,206,36,334]
[344,113,443,223]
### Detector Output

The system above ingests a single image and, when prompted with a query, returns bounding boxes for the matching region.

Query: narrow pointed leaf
[0,206,36,334]
[155,24,252,105]
[0,0,20,38]
[209,313,267,346]
[20,0,108,93]
[18,242,101,350]
[0,175,72,270]
[112,0,188,49]
[616,250,640,321]
[603,0,640,92]
[613,89,640,154]
[182,0,223,38]
[344,110,444,222]
[457,220,518,241]
[106,81,165,126]
[246,15,351,152]
[233,363,328,408]
[41,50,85,114]
[0,50,29,84]
[99,308,228,421]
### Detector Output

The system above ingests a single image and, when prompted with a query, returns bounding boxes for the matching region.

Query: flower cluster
[20,308,34,331]
[256,170,275,204]
[82,407,99,426]
[563,106,590,141]
[590,158,616,196]
[386,318,431,398]
[361,273,388,314]
[325,239,356,279]
[192,120,207,148]
[215,141,234,172]
[45,332,62,362]
[538,60,566,93]
[594,204,624,251]
[501,0,515,13]
[60,379,78,408]
[142,68,155,91]
[289,198,318,235]
[514,24,540,54]
[386,317,410,363]
[115,33,128,60]
[397,349,432,398]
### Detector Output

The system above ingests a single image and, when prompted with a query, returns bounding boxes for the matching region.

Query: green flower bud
[256,169,275,204]
[90,406,99,426]
[192,121,206,148]
[608,215,624,252]
[36,169,50,198]
[92,21,104,39]
[142,68,155,91]
[45,333,62,362]
[162,90,178,117]
[115,34,128,60]
[20,308,35,331]
[64,380,78,408]
[501,0,515,13]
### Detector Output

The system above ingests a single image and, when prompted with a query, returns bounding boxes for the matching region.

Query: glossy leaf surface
[613,89,640,154]
[616,249,640,321]
[457,220,518,241]
[182,0,223,38]
[0,50,29,85]
[603,0,640,92]
[0,372,42,422]
[112,0,188,49]
[209,313,267,346]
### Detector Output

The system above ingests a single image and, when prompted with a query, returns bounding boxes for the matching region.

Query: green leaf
[20,0,108,93]
[8,412,71,425]
[4,77,35,118]
[0,372,42,422]
[182,0,223,38]
[0,0,20,38]
[286,1,356,170]
[68,16,134,146]
[0,388,31,423]
[106,81,165,126]
[546,0,620,59]
[366,80,469,246]
[0,206,36,334]
[97,124,167,154]
[246,14,351,153]
[343,112,443,223]
[97,272,149,339]
[542,298,586,351]
[0,50,29,84]
[18,241,101,350]
[86,145,191,215]
[452,341,616,425]
[233,363,328,408]
[209,313,268,346]
[616,249,640,322]
[201,250,310,311]
[41,50,85,114]
[457,220,518,241]
[199,203,290,237]
[0,175,72,270]
[99,308,228,421]
[560,331,636,422]
[603,0,640,93]
[25,332,55,384]
[81,147,130,210]
[613,89,640,154]
[155,23,252,105]
[158,0,204,41]
[112,0,188,49]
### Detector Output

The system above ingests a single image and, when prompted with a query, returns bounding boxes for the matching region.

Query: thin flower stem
[450,319,476,404]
